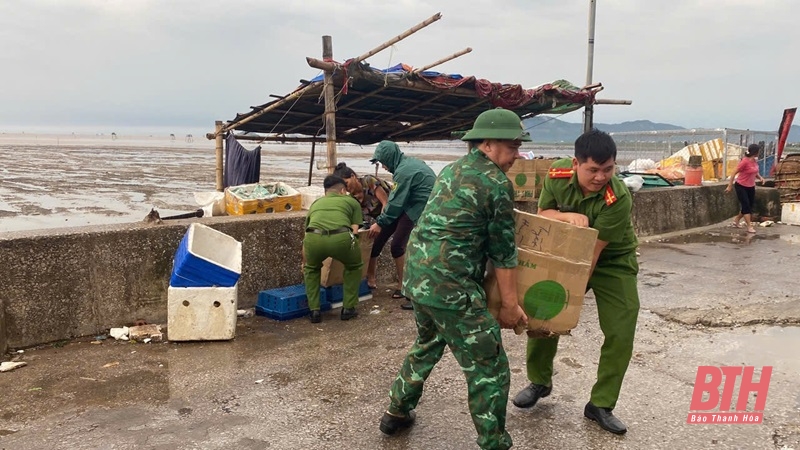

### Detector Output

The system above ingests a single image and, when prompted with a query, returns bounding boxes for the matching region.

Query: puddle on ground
[779,234,800,245]
[651,231,779,245]
[718,326,800,374]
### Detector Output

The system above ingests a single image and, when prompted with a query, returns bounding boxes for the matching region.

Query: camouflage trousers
[387,302,513,450]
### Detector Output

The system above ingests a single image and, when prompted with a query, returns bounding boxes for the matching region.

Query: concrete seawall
[0,184,781,352]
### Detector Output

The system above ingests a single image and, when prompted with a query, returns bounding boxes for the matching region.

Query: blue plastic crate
[325,279,372,303]
[170,224,242,288]
[255,284,330,321]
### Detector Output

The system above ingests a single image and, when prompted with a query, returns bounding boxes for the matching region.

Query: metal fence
[609,128,778,179]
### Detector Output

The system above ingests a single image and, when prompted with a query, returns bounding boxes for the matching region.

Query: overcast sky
[1,0,797,134]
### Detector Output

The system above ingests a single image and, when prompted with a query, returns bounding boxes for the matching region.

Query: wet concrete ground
[1,223,800,449]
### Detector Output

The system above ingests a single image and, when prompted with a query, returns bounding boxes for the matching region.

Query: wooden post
[308,138,316,186]
[323,35,337,174]
[215,120,224,191]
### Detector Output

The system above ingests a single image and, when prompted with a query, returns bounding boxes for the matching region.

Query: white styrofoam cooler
[295,185,325,210]
[168,285,238,341]
[170,223,242,288]
[781,202,800,226]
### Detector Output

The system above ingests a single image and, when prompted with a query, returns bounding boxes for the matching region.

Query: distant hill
[789,125,800,143]
[523,118,800,144]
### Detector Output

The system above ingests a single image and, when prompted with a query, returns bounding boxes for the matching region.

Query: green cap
[461,108,531,142]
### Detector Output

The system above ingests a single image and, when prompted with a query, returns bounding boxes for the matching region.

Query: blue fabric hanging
[224,134,261,188]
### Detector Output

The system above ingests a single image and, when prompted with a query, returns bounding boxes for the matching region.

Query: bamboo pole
[416,117,475,139]
[352,13,442,64]
[221,135,326,143]
[345,92,448,137]
[594,99,632,105]
[323,35,337,174]
[306,56,479,98]
[412,47,472,73]
[281,85,392,135]
[215,121,224,191]
[388,98,488,139]
[308,138,316,186]
[210,81,322,137]
[306,57,336,72]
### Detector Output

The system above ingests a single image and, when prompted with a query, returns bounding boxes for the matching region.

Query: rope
[251,70,322,144]
[383,45,396,87]
[522,111,571,132]
[333,81,348,105]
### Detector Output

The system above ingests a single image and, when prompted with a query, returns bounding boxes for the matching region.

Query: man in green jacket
[512,129,639,435]
[303,175,364,323]
[379,109,528,450]
[368,140,436,310]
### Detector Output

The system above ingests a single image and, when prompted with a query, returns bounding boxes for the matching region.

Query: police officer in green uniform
[303,175,364,323]
[379,109,528,450]
[512,129,639,435]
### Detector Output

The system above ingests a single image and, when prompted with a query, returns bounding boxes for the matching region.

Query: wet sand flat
[0,133,573,234]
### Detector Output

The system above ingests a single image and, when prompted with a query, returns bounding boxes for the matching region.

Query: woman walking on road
[726,144,765,234]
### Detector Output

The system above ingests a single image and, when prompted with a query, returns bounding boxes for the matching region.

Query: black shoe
[512,383,552,408]
[309,310,321,323]
[584,402,627,435]
[379,410,416,435]
[341,308,358,320]
[400,300,414,310]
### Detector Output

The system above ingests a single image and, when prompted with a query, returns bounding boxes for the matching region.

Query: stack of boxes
[168,224,242,341]
[506,158,559,202]
[485,210,598,336]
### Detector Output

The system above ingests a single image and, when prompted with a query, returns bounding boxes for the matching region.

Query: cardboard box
[506,159,557,202]
[320,230,374,287]
[486,211,598,335]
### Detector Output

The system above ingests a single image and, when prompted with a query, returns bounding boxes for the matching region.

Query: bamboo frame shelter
[207,13,620,190]
[222,66,601,145]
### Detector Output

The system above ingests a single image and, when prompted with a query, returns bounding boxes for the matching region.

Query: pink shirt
[735,157,759,187]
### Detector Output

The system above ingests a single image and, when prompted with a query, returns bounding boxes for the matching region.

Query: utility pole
[583,0,597,133]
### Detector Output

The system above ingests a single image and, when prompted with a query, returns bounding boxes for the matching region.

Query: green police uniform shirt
[306,193,363,231]
[537,158,638,261]
[402,147,518,311]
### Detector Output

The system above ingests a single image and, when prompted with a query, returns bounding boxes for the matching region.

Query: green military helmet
[461,108,532,142]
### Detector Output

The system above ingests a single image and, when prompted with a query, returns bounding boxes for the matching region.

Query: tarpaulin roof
[226,61,599,145]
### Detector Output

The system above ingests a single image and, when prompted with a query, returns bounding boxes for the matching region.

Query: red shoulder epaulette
[548,168,574,179]
[604,185,617,206]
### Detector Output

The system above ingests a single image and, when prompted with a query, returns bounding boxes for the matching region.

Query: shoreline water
[0,132,578,234]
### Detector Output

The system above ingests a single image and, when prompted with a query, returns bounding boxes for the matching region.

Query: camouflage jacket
[402,147,518,310]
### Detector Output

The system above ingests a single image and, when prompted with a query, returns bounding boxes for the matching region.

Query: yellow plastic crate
[225,183,301,215]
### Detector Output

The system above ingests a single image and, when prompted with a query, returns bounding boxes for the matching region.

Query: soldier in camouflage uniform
[379,108,529,450]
